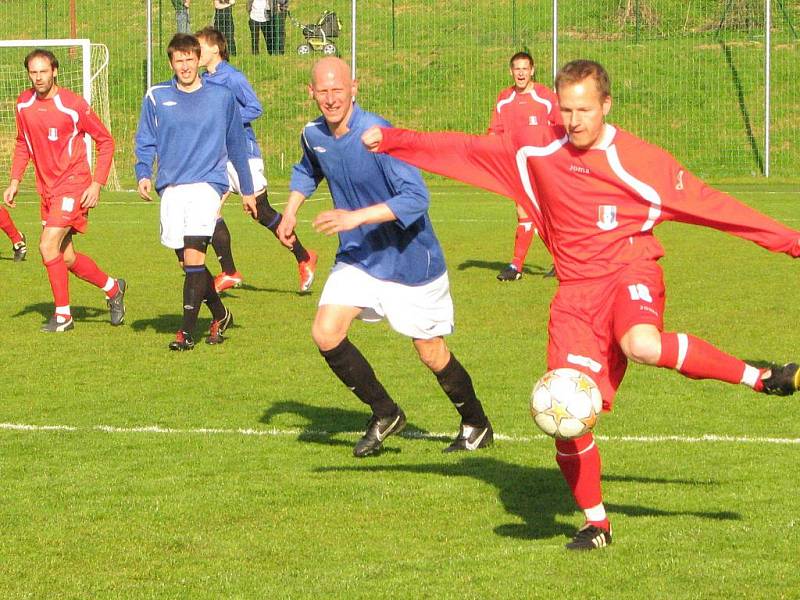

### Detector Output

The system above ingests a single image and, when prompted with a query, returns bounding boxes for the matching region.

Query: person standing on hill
[489,51,560,282]
[3,49,125,333]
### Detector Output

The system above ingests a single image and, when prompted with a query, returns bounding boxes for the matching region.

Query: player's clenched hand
[137,178,153,201]
[276,213,297,248]
[361,126,383,152]
[242,194,258,219]
[3,181,18,208]
[313,209,361,235]
[81,181,102,208]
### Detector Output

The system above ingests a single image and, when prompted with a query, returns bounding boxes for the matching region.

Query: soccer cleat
[12,233,27,262]
[543,264,556,278]
[298,250,318,292]
[106,278,127,326]
[40,315,74,333]
[565,523,612,551]
[353,407,407,457]
[443,421,494,453]
[168,330,195,351]
[214,271,243,293]
[206,308,233,345]
[497,264,522,282]
[760,363,800,396]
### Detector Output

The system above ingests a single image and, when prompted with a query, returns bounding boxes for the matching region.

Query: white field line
[1,422,799,445]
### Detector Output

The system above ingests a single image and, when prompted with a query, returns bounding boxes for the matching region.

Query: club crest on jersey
[596,205,618,231]
[528,116,539,126]
[47,127,58,141]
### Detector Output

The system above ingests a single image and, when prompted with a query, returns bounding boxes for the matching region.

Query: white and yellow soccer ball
[530,368,603,440]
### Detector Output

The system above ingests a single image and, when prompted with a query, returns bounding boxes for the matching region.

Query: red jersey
[378,124,800,283]
[11,87,114,197]
[487,83,561,135]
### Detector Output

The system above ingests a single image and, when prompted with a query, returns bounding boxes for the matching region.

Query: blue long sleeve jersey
[202,61,263,160]
[290,104,446,285]
[134,78,254,196]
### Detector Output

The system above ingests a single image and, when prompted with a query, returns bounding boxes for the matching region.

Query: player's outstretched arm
[3,179,19,208]
[313,204,397,236]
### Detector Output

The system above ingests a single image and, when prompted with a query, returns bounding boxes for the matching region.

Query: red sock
[69,253,118,296]
[555,432,603,511]
[511,218,535,272]
[657,332,759,388]
[0,206,22,245]
[44,255,70,309]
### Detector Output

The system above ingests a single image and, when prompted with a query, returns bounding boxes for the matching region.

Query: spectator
[266,0,288,55]
[247,0,268,55]
[172,0,191,34]
[213,0,237,56]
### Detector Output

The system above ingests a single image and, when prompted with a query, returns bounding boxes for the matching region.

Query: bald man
[277,58,493,457]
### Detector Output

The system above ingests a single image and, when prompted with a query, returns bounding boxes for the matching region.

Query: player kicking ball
[363,59,800,549]
[135,33,256,350]
[3,49,125,332]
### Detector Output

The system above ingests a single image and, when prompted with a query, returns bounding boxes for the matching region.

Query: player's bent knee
[414,337,449,371]
[621,332,661,365]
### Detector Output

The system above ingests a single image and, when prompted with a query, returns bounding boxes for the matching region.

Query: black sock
[181,266,207,334]
[435,353,489,427]
[320,337,396,417]
[256,191,310,263]
[202,267,226,321]
[212,218,237,274]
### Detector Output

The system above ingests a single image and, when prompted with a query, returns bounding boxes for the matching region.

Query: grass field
[1,181,800,598]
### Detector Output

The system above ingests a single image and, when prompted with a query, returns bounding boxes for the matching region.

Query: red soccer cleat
[214,271,243,293]
[298,250,318,292]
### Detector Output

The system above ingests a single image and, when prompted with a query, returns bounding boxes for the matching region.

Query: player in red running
[0,205,27,261]
[488,51,559,282]
[363,59,800,551]
[3,49,125,332]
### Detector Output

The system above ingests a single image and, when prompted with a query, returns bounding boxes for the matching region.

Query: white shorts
[319,263,454,339]
[226,158,267,195]
[159,183,221,249]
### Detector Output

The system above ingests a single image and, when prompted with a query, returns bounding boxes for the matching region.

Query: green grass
[1,182,799,597]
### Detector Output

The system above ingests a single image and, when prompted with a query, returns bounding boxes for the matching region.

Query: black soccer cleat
[40,315,74,333]
[443,420,494,453]
[353,407,407,457]
[497,264,522,282]
[760,363,800,396]
[12,233,27,262]
[169,330,195,351]
[565,523,612,551]
[107,279,127,326]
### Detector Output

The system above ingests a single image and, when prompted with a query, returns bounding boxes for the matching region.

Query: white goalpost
[0,38,120,191]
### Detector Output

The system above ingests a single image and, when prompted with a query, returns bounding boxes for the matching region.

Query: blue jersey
[202,61,263,160]
[290,104,446,285]
[134,78,254,196]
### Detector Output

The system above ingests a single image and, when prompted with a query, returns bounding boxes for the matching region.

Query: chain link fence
[0,0,797,187]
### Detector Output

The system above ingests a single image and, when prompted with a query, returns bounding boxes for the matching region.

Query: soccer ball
[530,368,603,440]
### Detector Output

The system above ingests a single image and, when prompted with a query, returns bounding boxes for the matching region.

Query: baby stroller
[289,10,342,56]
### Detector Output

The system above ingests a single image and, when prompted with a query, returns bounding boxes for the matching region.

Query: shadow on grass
[130,312,203,334]
[318,456,740,541]
[260,400,446,451]
[220,283,311,298]
[457,259,554,277]
[13,302,106,322]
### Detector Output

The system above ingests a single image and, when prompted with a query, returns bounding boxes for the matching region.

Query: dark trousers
[249,18,268,54]
[266,11,286,55]
[213,7,236,55]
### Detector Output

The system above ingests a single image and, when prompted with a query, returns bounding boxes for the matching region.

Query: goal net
[0,39,120,192]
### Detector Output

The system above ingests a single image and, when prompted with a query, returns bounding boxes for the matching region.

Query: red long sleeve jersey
[11,87,114,197]
[379,124,800,283]
[487,83,561,135]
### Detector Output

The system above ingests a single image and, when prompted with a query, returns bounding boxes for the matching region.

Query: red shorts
[40,184,90,233]
[547,260,666,410]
